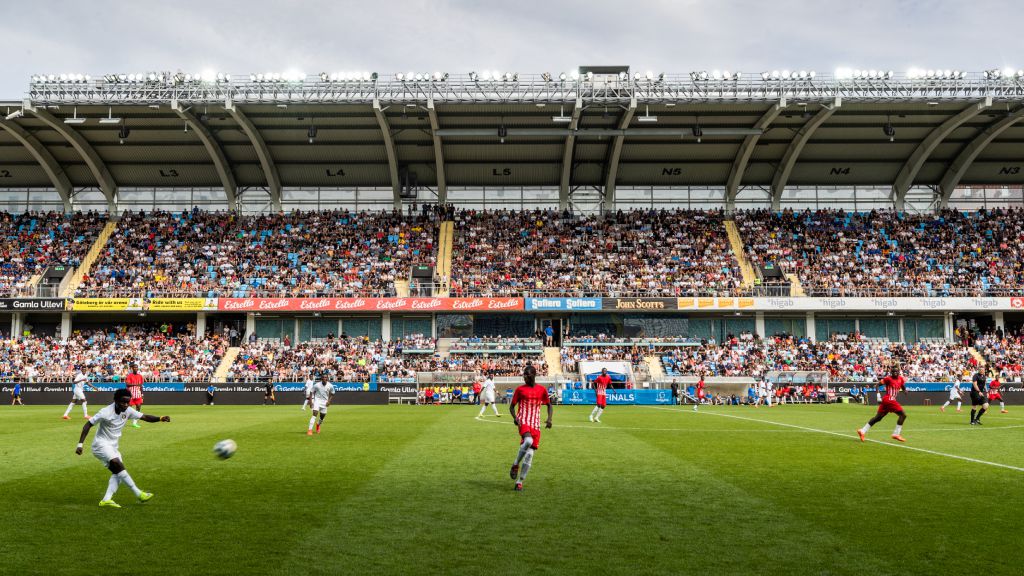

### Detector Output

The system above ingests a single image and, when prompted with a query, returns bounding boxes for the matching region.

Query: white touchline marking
[646,407,1024,474]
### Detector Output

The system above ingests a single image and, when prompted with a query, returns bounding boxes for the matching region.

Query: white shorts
[73,391,86,401]
[483,391,495,404]
[312,402,329,414]
[949,391,961,400]
[91,443,122,466]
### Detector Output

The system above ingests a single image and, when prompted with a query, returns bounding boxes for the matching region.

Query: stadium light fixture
[63,107,86,124]
[5,109,24,121]
[468,71,478,81]
[497,124,507,144]
[692,125,703,143]
[559,72,567,82]
[98,107,122,125]
[637,105,657,123]
[307,125,317,144]
[551,105,572,123]
[541,72,552,82]
[883,121,896,142]
[118,124,130,144]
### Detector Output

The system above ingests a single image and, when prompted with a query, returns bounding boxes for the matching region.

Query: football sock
[82,401,88,416]
[308,416,317,430]
[590,407,599,420]
[103,475,120,501]
[514,437,532,465]
[956,401,961,409]
[596,408,604,419]
[63,403,74,417]
[941,401,950,409]
[479,404,486,416]
[116,470,142,497]
[859,423,872,434]
[518,448,535,481]
[893,425,902,436]
[977,408,986,421]
[492,403,500,416]
[970,409,976,422]
[1000,402,1006,410]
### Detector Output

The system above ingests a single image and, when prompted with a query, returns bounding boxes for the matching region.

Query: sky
[0,0,1019,98]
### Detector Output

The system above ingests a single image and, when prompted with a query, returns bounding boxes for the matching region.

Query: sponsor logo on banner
[525,298,601,311]
[698,298,715,308]
[717,298,734,308]
[602,298,677,311]
[146,298,218,311]
[0,298,65,311]
[1012,298,1024,309]
[676,298,695,309]
[738,298,755,308]
[217,297,523,312]
[67,298,145,311]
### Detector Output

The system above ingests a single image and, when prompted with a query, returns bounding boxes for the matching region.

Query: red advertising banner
[217,297,524,312]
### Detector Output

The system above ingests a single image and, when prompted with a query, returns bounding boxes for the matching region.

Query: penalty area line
[646,407,1024,474]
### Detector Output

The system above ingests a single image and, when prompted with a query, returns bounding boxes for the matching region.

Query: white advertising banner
[672,296,1020,312]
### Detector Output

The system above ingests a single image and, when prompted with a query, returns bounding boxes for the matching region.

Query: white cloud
[0,0,1016,97]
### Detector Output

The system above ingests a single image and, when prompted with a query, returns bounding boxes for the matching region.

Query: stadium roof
[3,70,1024,212]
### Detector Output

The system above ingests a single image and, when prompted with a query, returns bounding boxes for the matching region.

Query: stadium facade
[2,69,1024,344]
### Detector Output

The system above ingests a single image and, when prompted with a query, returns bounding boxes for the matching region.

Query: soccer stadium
[3,4,1024,574]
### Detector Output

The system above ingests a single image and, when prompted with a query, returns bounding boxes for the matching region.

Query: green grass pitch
[3,402,1023,575]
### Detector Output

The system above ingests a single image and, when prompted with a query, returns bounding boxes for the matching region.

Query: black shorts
[970,393,987,406]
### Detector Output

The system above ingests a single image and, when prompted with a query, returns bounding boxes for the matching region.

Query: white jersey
[73,372,90,395]
[482,378,495,395]
[311,382,335,404]
[949,382,962,399]
[89,404,143,448]
[304,379,315,398]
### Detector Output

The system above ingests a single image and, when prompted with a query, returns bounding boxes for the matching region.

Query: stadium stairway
[968,347,987,367]
[724,220,757,288]
[212,347,241,383]
[434,220,455,297]
[394,279,411,297]
[786,273,806,297]
[23,274,43,296]
[645,356,665,381]
[62,219,119,298]
[437,338,454,359]
[544,347,562,376]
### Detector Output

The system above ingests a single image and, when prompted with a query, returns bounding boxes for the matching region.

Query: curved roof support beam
[172,100,238,210]
[426,98,447,205]
[892,97,990,210]
[225,100,281,211]
[726,99,786,213]
[770,97,841,210]
[373,99,402,210]
[559,98,583,210]
[24,101,117,213]
[938,103,1024,208]
[0,116,73,211]
[602,97,637,213]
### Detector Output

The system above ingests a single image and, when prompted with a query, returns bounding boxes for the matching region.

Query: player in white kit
[940,380,962,413]
[764,379,774,407]
[478,374,501,417]
[75,389,171,507]
[307,376,335,435]
[63,368,98,420]
[301,376,315,411]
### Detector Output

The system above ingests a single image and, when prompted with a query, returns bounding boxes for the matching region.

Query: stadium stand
[0,211,104,296]
[737,208,1024,297]
[76,209,438,297]
[448,209,742,297]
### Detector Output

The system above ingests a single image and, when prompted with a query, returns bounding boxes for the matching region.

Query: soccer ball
[213,439,237,459]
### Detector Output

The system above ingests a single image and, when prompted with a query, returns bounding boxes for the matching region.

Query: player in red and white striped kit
[589,368,612,423]
[508,364,553,491]
[857,366,908,443]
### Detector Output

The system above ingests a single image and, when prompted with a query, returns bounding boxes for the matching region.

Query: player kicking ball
[63,368,98,420]
[857,367,908,443]
[307,376,334,435]
[508,364,552,491]
[75,389,170,508]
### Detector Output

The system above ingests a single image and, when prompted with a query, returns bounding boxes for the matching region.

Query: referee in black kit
[969,368,989,425]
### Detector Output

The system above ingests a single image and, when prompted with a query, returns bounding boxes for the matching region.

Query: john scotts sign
[0,298,65,312]
[602,298,679,311]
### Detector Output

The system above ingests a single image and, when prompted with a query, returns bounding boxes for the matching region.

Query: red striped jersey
[125,373,144,400]
[880,375,905,401]
[989,379,1001,391]
[512,384,550,429]
[594,374,612,396]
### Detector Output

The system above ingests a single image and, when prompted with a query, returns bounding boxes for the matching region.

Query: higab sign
[217,297,524,312]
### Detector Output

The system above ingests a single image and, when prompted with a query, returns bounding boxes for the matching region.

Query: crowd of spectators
[77,209,437,297]
[737,208,1024,297]
[229,335,420,382]
[0,211,104,296]
[0,324,226,382]
[449,208,742,297]
[660,332,976,382]
[974,329,1024,379]
[560,345,646,373]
